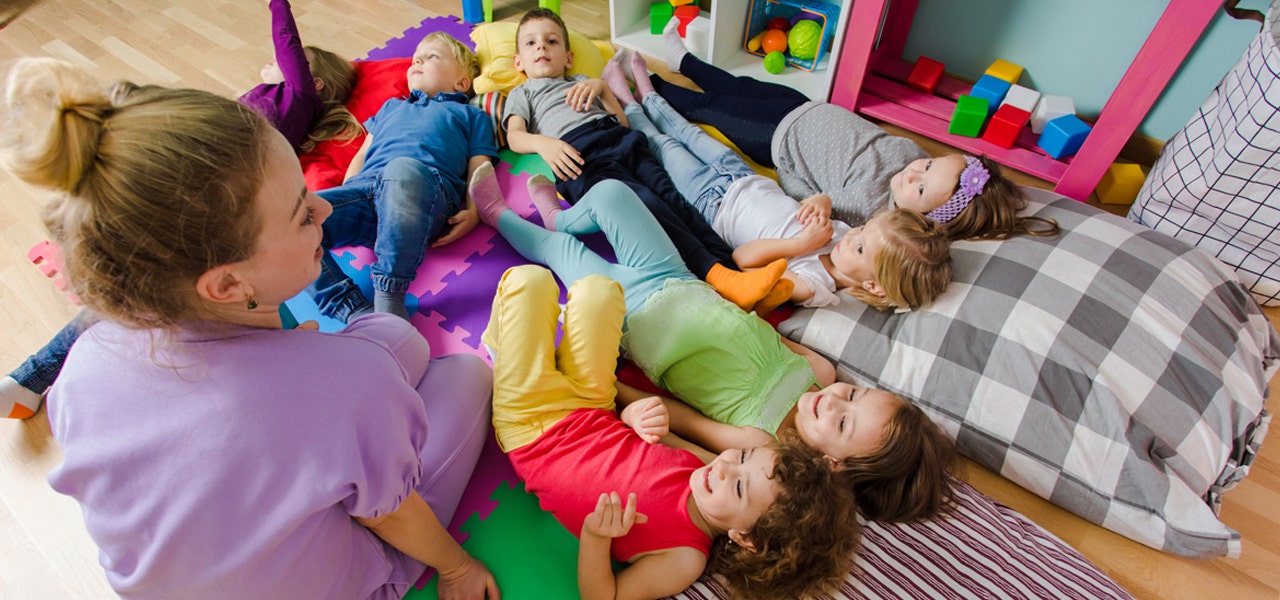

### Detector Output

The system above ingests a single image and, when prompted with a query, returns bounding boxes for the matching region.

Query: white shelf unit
[609,0,852,102]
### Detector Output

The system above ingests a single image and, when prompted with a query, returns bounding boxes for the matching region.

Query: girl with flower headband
[647,21,1059,240]
[599,54,952,312]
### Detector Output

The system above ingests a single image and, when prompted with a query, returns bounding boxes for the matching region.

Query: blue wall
[901,0,1270,140]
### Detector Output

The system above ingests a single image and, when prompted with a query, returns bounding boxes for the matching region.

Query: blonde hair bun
[2,57,112,193]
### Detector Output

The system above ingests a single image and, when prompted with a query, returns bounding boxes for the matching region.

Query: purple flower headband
[925,155,989,223]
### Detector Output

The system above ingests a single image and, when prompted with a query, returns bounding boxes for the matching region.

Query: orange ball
[761,29,788,54]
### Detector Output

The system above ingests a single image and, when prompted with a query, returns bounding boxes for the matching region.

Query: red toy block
[907,56,945,94]
[674,4,699,36]
[982,104,1031,149]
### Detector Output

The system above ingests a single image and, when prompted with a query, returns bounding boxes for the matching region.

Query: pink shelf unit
[828,0,1221,201]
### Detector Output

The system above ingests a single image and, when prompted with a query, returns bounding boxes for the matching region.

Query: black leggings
[650,53,808,167]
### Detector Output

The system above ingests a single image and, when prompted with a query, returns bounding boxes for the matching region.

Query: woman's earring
[246,295,259,310]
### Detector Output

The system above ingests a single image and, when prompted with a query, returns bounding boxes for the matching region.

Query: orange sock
[752,277,795,316]
[705,260,787,311]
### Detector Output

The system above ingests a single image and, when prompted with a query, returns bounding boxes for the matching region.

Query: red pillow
[300,58,411,191]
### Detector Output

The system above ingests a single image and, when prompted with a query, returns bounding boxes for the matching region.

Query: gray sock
[663,17,689,73]
[374,290,410,321]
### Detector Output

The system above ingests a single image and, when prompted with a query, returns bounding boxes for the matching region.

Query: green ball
[764,51,786,74]
[788,20,822,60]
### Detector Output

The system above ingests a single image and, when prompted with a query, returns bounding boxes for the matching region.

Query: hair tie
[925,155,988,223]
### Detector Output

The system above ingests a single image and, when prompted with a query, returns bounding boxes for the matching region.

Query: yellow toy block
[985,59,1024,84]
[669,0,696,6]
[1095,162,1147,205]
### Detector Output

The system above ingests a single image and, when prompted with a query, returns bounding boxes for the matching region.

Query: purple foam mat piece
[363,15,475,61]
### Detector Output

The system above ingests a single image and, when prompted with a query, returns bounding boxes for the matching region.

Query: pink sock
[527,174,562,230]
[468,162,510,227]
[602,60,635,105]
[630,51,655,99]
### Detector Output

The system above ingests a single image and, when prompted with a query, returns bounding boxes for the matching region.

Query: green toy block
[650,1,674,34]
[949,95,988,137]
[1096,162,1147,205]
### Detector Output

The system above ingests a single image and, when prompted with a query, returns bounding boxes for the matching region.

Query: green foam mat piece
[499,148,554,179]
[406,481,580,599]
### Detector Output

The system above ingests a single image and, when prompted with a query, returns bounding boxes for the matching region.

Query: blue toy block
[969,75,1011,117]
[1037,114,1092,159]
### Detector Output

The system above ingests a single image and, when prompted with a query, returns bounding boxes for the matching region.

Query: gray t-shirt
[503,74,611,140]
[771,102,928,226]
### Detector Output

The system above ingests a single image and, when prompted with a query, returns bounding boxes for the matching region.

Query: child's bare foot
[527,174,563,230]
[1,376,43,419]
[620,395,669,444]
[706,259,787,311]
[469,161,509,227]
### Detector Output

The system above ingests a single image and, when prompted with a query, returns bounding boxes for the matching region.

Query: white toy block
[1001,84,1041,114]
[1031,95,1075,135]
[685,16,710,60]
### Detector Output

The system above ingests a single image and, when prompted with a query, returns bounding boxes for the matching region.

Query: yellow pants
[482,265,627,452]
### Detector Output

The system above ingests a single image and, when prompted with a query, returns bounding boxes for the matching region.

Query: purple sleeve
[269,0,317,97]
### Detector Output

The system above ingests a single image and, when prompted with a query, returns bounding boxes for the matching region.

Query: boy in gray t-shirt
[496,8,791,312]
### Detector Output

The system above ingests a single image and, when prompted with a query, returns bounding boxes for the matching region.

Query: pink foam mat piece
[27,239,80,304]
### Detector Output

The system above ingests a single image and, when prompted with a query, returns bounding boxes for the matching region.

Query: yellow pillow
[470,22,613,96]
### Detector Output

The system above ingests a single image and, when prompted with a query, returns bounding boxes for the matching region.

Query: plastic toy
[761,29,788,54]
[764,50,787,74]
[791,12,822,26]
[768,16,791,31]
[669,0,696,5]
[969,75,1011,117]
[649,1,674,34]
[1001,84,1040,114]
[1096,162,1147,204]
[907,56,945,93]
[1037,114,1092,159]
[673,3,699,36]
[1031,94,1075,134]
[982,104,1031,149]
[985,59,1024,84]
[747,30,767,52]
[788,19,821,60]
[949,95,988,137]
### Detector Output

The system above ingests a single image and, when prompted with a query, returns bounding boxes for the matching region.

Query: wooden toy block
[650,2,674,34]
[1001,84,1040,113]
[969,75,1011,117]
[1031,94,1075,134]
[908,56,945,93]
[1096,162,1148,205]
[949,95,988,137]
[1037,114,1092,159]
[982,104,1031,149]
[985,59,1024,84]
[674,4,699,36]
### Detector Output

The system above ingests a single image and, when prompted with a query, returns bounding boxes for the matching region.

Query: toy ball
[761,29,788,54]
[767,17,791,31]
[764,50,786,74]
[788,20,822,60]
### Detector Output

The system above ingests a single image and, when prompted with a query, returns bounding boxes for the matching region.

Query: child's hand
[796,193,833,225]
[432,207,479,247]
[582,492,648,540]
[797,217,835,253]
[620,396,669,444]
[537,138,584,181]
[564,79,605,112]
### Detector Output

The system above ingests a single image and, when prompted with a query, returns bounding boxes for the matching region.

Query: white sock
[1,375,43,419]
[663,17,689,73]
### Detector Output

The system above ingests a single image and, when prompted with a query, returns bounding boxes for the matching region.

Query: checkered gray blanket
[780,188,1279,558]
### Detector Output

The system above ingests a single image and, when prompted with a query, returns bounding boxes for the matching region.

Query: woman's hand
[437,553,501,600]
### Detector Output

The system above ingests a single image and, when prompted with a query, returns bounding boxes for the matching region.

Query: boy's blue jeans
[312,157,460,321]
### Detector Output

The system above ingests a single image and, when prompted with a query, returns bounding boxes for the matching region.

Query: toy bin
[743,0,842,72]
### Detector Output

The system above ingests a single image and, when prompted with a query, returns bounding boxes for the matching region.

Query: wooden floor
[0,1,1277,598]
